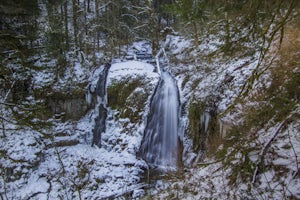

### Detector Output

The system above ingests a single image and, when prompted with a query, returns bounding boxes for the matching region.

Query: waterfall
[140,70,181,170]
[92,63,111,148]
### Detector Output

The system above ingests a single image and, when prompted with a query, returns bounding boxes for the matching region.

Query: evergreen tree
[0,0,40,100]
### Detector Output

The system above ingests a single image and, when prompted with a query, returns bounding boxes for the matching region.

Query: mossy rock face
[120,88,148,123]
[188,99,219,154]
[46,90,88,120]
[108,75,151,124]
[189,101,206,152]
[33,85,89,121]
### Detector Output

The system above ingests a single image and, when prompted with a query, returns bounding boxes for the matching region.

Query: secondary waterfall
[140,70,181,170]
[92,63,111,148]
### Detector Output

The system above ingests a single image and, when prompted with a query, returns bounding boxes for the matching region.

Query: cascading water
[140,70,181,170]
[92,63,111,148]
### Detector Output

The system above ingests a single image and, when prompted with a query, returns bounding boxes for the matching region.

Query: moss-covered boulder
[108,75,153,124]
[106,61,160,130]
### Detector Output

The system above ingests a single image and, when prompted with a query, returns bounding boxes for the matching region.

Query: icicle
[86,85,92,105]
[204,112,210,133]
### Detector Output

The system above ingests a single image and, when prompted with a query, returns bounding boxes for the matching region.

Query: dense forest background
[1,0,298,100]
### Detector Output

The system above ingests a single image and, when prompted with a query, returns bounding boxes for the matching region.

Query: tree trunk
[192,20,199,46]
[95,0,99,17]
[72,0,78,52]
[64,1,69,51]
[87,0,91,12]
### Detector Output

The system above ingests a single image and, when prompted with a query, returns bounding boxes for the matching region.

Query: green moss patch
[108,75,152,124]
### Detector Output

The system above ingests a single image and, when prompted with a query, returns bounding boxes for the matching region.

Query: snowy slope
[0,60,159,199]
[156,114,300,199]
[144,32,300,199]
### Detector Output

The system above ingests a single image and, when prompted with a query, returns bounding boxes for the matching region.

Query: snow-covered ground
[0,59,160,199]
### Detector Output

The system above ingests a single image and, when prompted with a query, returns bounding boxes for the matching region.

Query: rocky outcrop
[46,90,88,121]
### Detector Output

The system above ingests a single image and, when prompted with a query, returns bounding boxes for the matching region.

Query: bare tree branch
[288,129,299,178]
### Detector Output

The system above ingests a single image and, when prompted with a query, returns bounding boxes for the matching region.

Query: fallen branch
[102,183,149,199]
[47,139,79,149]
[0,101,42,111]
[0,116,17,124]
[196,159,224,167]
[288,129,299,178]
[252,116,291,184]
